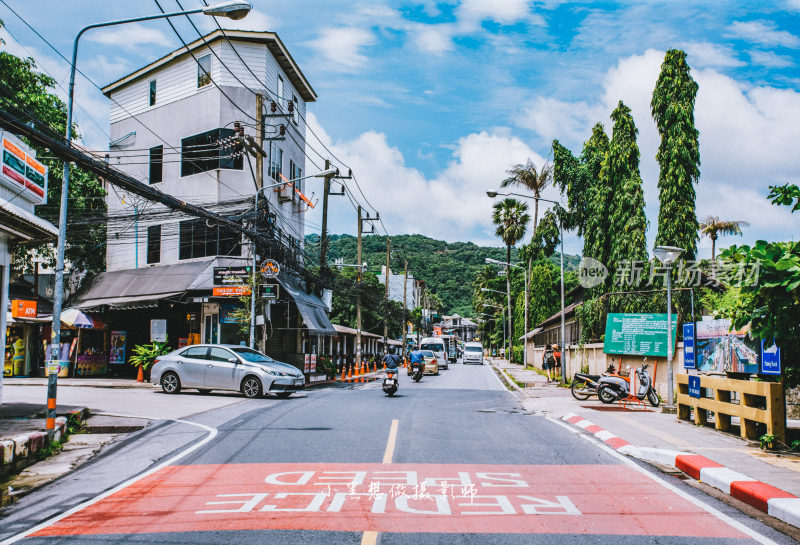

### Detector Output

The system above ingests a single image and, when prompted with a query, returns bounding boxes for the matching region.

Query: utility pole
[383,236,390,352]
[255,94,263,190]
[248,94,264,350]
[356,205,363,367]
[402,260,408,362]
[319,158,332,271]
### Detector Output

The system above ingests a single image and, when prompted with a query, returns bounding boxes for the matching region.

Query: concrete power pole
[356,205,363,367]
[402,260,408,362]
[319,159,332,271]
[383,237,390,352]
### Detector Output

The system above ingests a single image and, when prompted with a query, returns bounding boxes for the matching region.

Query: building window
[197,54,211,88]
[181,128,242,177]
[277,75,284,108]
[147,225,161,264]
[149,80,157,106]
[149,145,163,184]
[178,219,241,260]
[270,148,283,181]
[292,95,299,124]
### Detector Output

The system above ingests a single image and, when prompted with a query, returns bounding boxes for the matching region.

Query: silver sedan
[151,344,305,399]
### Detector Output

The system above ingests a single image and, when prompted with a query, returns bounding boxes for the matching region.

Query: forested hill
[305,234,579,317]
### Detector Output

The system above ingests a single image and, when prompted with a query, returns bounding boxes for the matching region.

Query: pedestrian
[542,344,555,382]
[553,344,562,382]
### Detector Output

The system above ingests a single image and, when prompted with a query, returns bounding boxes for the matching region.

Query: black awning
[276,275,336,335]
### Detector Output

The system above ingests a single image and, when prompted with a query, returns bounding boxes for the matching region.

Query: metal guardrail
[677,374,785,443]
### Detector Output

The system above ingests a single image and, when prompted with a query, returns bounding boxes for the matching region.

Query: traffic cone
[347,365,352,380]
[383,361,386,370]
[340,367,346,381]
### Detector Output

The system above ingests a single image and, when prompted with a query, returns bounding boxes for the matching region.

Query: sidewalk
[490,358,800,528]
[3,377,153,389]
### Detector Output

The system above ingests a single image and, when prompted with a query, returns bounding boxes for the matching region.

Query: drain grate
[82,425,144,434]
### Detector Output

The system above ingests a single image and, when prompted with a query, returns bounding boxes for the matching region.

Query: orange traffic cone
[340,367,346,381]
[383,361,387,370]
[347,365,352,380]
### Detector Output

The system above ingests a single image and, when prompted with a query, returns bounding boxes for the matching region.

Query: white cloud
[683,41,745,68]
[413,25,455,55]
[86,24,172,50]
[749,49,795,68]
[786,0,800,11]
[727,20,800,48]
[304,27,376,72]
[305,113,547,242]
[457,0,533,25]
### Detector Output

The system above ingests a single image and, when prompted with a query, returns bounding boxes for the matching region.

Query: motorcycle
[571,363,618,400]
[382,369,399,396]
[411,362,424,383]
[597,362,660,407]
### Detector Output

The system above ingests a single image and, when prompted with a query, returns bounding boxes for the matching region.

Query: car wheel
[197,389,211,395]
[276,392,293,399]
[241,376,263,398]
[161,372,181,394]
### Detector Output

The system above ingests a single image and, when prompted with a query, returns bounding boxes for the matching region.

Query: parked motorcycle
[571,363,618,400]
[597,362,660,407]
[383,369,399,396]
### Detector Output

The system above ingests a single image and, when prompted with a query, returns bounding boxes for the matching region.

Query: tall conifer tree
[651,49,700,259]
[604,101,648,282]
[579,124,611,264]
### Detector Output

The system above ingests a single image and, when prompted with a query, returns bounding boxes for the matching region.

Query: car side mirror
[228,357,239,363]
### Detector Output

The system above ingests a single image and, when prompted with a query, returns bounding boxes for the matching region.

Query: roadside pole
[248,94,264,350]
[356,206,363,368]
[319,159,332,271]
[402,260,408,362]
[383,237,390,353]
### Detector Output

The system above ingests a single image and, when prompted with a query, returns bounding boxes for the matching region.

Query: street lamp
[248,168,337,348]
[653,245,684,411]
[487,190,566,383]
[480,307,506,358]
[485,258,528,369]
[47,2,253,441]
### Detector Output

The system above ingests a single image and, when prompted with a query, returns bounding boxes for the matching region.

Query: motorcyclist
[408,348,425,376]
[381,346,401,371]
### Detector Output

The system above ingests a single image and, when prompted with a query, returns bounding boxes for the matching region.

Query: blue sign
[688,375,702,398]
[683,323,695,369]
[761,340,781,375]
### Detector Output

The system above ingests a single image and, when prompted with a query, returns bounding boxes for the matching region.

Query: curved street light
[654,245,685,411]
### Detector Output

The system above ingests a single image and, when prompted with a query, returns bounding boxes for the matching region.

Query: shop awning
[0,197,58,242]
[277,275,336,335]
[70,260,214,310]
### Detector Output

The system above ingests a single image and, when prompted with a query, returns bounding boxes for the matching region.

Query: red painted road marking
[32,463,745,538]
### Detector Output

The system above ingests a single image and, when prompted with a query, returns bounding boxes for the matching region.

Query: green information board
[603,313,677,357]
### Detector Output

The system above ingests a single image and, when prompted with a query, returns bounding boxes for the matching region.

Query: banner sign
[109,331,127,364]
[694,317,757,374]
[682,323,695,369]
[212,286,251,297]
[220,304,239,324]
[213,266,252,286]
[150,319,167,342]
[760,340,781,375]
[11,299,37,318]
[259,284,279,299]
[1,131,48,204]
[603,313,677,357]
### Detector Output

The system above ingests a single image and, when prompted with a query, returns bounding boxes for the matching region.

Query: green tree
[492,198,529,362]
[605,101,649,284]
[652,49,701,260]
[698,216,749,260]
[0,51,106,273]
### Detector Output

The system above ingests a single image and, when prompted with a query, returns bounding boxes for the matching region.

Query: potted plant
[759,433,776,450]
[317,355,335,380]
[129,340,171,382]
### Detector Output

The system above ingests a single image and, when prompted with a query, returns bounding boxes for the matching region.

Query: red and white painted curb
[562,412,800,529]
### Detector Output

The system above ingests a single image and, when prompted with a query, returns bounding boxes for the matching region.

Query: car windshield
[465,346,482,352]
[420,343,443,351]
[231,347,274,362]
[420,350,434,357]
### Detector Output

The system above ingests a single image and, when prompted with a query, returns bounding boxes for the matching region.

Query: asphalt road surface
[0,361,794,544]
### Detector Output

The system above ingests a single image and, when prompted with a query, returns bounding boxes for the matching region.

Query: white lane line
[547,416,780,545]
[0,417,218,544]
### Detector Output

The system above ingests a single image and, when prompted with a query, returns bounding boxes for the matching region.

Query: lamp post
[481,302,506,361]
[487,190,566,383]
[248,168,336,348]
[485,259,528,369]
[47,1,252,440]
[653,245,684,411]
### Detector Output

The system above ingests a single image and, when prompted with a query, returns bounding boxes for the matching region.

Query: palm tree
[492,198,529,363]
[698,216,750,259]
[502,160,551,234]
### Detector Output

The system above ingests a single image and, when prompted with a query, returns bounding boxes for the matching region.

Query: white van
[419,337,448,369]
[463,342,484,365]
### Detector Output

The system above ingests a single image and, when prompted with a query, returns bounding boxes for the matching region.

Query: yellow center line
[362,419,399,545]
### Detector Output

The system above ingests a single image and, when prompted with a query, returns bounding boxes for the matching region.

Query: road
[0,361,793,544]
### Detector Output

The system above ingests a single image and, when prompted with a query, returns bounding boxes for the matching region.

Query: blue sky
[1,0,799,258]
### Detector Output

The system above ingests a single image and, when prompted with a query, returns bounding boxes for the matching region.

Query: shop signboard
[259,284,279,299]
[150,319,167,342]
[213,266,252,286]
[683,323,695,369]
[109,331,127,364]
[1,131,48,204]
[603,313,677,357]
[212,286,250,297]
[11,299,37,318]
[220,304,239,324]
[761,340,781,375]
[260,259,280,278]
[694,317,757,374]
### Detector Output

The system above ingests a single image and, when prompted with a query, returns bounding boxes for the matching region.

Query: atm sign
[1,131,48,204]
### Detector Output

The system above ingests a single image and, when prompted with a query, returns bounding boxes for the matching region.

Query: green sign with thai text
[603,313,677,357]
